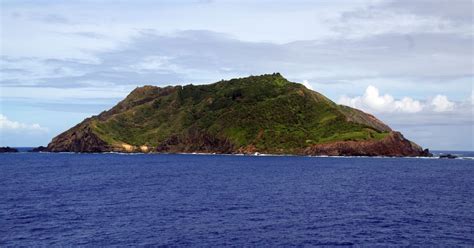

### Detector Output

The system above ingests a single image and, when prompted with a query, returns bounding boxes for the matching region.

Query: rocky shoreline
[304,132,431,157]
[4,137,433,157]
[42,131,430,157]
[24,148,432,157]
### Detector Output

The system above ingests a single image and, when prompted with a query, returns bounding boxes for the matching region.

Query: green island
[46,73,430,156]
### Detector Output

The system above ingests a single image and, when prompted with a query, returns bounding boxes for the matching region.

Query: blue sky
[0,0,473,150]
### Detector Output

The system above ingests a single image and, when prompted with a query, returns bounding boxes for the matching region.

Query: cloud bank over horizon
[0,114,48,132]
[0,0,472,150]
[337,85,467,114]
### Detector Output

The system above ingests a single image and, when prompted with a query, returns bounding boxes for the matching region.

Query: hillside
[47,73,430,156]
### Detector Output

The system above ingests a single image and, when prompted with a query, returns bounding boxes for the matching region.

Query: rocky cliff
[46,73,429,156]
[304,131,430,157]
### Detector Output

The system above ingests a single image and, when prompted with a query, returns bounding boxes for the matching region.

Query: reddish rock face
[47,123,112,153]
[237,145,258,155]
[304,131,431,157]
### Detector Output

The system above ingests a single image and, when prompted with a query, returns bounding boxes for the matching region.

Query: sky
[0,0,473,150]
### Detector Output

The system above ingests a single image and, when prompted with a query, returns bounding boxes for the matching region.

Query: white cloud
[338,85,423,113]
[302,80,313,90]
[394,97,424,113]
[431,94,455,112]
[338,86,464,115]
[0,114,48,132]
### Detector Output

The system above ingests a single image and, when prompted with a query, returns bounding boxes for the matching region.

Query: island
[29,146,48,152]
[0,147,19,153]
[46,73,431,157]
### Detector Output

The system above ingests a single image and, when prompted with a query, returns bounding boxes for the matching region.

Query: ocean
[1,152,473,246]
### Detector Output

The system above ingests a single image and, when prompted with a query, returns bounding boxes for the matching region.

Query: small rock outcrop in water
[29,146,48,152]
[439,154,457,159]
[0,147,19,153]
[46,73,430,156]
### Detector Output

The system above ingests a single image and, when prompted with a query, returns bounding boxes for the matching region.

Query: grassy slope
[90,73,389,153]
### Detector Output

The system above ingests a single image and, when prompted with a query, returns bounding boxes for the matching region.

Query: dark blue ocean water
[1,153,473,246]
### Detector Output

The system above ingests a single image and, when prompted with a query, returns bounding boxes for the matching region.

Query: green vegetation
[86,73,390,153]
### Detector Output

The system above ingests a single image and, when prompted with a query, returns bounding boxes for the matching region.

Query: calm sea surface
[1,153,473,246]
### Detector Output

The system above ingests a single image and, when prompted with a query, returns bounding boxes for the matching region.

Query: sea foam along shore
[15,150,473,160]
